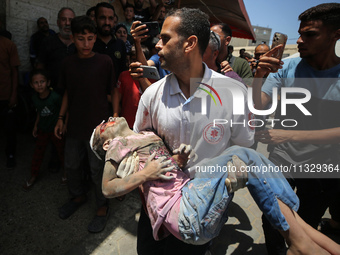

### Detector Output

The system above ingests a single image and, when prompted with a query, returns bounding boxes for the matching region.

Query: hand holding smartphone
[140,65,160,80]
[135,21,160,37]
[270,32,288,71]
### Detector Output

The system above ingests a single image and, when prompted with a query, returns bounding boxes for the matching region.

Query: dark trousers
[31,130,65,176]
[137,206,210,255]
[0,101,16,157]
[262,153,340,255]
[64,137,107,208]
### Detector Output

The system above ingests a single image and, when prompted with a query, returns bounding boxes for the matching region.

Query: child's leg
[29,131,51,182]
[291,207,340,255]
[221,146,299,231]
[277,199,335,255]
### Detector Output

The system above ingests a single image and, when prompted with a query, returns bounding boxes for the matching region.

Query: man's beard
[59,26,71,38]
[98,25,112,36]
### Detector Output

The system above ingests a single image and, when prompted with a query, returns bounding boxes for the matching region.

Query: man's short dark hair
[216,23,233,38]
[124,3,135,12]
[57,7,75,19]
[299,3,340,30]
[95,2,115,18]
[71,16,96,35]
[166,8,210,56]
[37,17,46,25]
[86,6,96,16]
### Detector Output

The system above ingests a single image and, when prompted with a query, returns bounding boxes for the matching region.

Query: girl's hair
[29,68,50,83]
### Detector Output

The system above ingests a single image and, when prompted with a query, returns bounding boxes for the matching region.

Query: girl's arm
[102,152,174,198]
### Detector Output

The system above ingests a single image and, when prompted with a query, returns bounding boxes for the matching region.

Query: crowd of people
[1,1,340,254]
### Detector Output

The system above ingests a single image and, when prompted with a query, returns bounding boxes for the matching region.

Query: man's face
[203,44,217,70]
[37,18,49,32]
[297,20,334,59]
[96,7,115,36]
[210,25,229,62]
[159,7,166,20]
[57,9,74,37]
[88,10,96,22]
[254,45,270,60]
[156,16,184,72]
[134,0,144,10]
[71,30,96,58]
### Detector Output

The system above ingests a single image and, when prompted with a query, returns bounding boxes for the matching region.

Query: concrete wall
[4,0,128,73]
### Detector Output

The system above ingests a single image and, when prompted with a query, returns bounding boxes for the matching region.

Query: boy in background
[54,15,115,233]
[23,69,66,191]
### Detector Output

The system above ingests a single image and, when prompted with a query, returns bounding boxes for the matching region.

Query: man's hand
[54,119,64,139]
[220,61,233,73]
[129,61,144,80]
[225,155,248,193]
[254,45,284,78]
[116,152,139,178]
[143,152,175,181]
[131,21,149,43]
[172,144,197,168]
[255,129,292,144]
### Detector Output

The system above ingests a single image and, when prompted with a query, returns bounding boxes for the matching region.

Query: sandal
[60,177,68,186]
[22,180,35,192]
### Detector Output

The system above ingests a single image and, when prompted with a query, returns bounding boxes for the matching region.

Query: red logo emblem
[203,123,224,144]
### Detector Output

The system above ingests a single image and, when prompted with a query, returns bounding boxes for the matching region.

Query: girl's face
[116,27,128,43]
[31,74,50,95]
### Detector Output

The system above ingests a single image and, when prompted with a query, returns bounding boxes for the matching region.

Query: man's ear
[184,35,198,53]
[103,139,113,151]
[225,35,231,46]
[213,49,219,60]
[334,28,340,41]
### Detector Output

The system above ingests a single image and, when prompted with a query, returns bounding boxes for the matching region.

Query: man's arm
[113,87,121,117]
[252,45,284,110]
[131,21,150,66]
[255,127,340,145]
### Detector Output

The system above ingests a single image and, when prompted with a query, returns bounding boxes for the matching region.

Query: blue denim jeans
[178,146,299,245]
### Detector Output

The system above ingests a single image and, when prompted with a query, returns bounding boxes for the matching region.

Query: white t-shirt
[134,63,254,176]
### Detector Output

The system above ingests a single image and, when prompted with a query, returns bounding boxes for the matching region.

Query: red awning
[176,0,255,40]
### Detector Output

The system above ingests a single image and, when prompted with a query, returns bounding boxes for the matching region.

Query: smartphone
[270,32,288,71]
[141,65,160,80]
[135,21,160,37]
